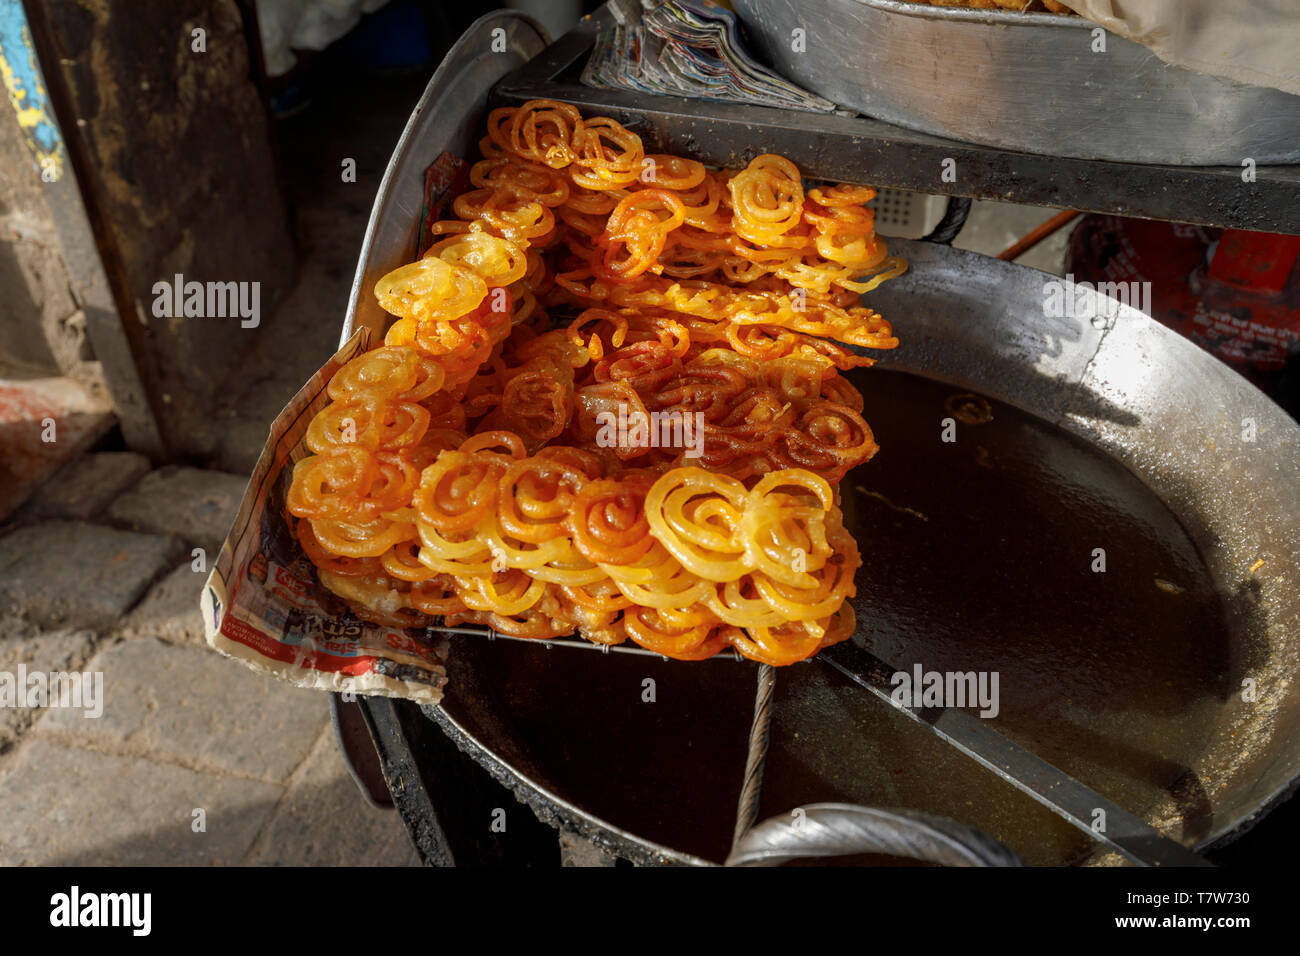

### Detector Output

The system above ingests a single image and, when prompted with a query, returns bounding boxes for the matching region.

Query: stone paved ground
[0,70,431,867]
[0,456,420,866]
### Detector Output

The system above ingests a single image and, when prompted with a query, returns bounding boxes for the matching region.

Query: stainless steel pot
[732,0,1300,165]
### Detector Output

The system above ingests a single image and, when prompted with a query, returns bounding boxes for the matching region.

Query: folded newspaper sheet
[201,148,484,705]
[583,0,838,113]
[200,328,448,704]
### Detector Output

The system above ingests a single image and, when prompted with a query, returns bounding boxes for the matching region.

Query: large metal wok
[344,12,1300,866]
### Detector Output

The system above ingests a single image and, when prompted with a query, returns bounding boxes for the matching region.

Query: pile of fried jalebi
[287,100,907,665]
[293,430,856,665]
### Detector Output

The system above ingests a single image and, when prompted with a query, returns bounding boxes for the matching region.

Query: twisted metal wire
[731,664,776,852]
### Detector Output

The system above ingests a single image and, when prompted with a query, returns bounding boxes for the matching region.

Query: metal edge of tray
[340,10,549,349]
[732,0,1300,165]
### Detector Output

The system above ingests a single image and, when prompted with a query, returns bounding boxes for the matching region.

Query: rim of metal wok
[344,11,1300,866]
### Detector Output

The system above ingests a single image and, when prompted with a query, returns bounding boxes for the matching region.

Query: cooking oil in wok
[764,368,1234,865]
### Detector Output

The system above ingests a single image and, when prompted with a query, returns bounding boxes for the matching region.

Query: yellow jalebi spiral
[642,467,750,582]
[728,154,805,245]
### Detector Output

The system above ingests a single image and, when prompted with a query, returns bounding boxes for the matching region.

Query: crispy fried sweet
[287,100,905,666]
[409,437,861,663]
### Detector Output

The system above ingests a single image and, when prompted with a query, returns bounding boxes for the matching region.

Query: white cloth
[256,0,393,76]
[1064,0,1300,96]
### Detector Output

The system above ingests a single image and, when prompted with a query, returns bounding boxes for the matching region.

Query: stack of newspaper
[582,0,839,114]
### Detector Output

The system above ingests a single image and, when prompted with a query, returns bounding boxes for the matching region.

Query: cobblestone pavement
[0,69,434,867]
[0,454,420,866]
